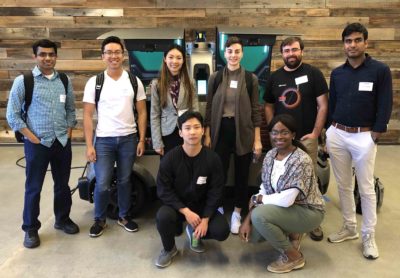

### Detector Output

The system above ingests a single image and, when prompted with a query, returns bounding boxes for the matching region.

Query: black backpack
[211,69,254,99]
[94,70,138,111]
[15,71,69,142]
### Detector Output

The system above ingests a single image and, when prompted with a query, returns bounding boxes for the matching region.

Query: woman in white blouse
[239,114,325,274]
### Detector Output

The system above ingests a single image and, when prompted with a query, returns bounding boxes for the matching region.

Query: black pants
[156,205,230,251]
[162,127,183,155]
[215,117,252,209]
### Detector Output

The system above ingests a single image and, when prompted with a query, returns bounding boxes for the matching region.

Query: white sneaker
[362,233,379,259]
[230,212,241,234]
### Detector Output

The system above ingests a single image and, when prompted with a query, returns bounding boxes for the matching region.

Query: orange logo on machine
[278,86,301,109]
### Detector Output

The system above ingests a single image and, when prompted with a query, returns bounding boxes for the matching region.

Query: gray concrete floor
[0,145,399,277]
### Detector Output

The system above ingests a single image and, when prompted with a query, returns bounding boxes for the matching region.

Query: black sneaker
[54,218,80,234]
[309,226,324,241]
[24,230,40,248]
[89,220,106,237]
[117,217,139,232]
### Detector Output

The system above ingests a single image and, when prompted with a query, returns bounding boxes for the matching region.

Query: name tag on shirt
[60,94,66,103]
[230,80,238,89]
[197,176,207,185]
[178,109,188,117]
[295,75,308,85]
[359,82,373,91]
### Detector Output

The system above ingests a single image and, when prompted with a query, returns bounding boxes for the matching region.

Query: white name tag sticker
[178,109,188,117]
[60,94,66,103]
[197,176,207,185]
[230,80,238,89]
[295,75,308,85]
[359,82,373,91]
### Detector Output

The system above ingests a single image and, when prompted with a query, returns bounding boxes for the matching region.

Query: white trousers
[326,126,377,235]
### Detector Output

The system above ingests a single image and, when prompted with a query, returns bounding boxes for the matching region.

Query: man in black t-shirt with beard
[264,37,328,241]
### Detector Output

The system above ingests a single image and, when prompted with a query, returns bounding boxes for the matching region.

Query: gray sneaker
[328,226,359,243]
[186,225,205,253]
[267,252,305,273]
[362,233,379,260]
[155,245,178,268]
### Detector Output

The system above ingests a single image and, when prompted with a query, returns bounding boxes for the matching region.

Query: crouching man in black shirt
[155,111,230,268]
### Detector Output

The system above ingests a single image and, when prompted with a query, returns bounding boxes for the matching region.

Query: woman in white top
[239,114,325,274]
[150,44,198,156]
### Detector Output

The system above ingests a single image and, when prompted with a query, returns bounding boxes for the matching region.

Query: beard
[284,56,302,69]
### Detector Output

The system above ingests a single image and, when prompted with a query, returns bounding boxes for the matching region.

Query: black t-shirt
[264,63,328,138]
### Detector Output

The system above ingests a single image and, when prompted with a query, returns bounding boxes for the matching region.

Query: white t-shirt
[83,70,146,137]
[270,155,290,191]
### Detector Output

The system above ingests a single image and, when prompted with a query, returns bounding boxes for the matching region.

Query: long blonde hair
[157,44,195,108]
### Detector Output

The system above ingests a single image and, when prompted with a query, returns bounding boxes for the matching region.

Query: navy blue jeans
[94,133,137,221]
[23,139,72,232]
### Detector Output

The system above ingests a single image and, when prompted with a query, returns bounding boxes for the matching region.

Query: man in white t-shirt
[83,36,147,237]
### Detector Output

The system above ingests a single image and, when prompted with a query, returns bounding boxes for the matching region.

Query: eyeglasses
[37,52,56,58]
[270,130,291,136]
[103,50,123,56]
[282,48,301,54]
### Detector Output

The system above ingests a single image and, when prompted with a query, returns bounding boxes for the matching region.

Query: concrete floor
[0,145,399,278]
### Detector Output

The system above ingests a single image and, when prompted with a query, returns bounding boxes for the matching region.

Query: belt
[332,121,371,133]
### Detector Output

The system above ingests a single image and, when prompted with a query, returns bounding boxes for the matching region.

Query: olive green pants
[250,204,324,252]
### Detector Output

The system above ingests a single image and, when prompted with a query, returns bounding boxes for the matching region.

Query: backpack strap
[95,72,105,111]
[59,72,69,94]
[127,71,138,111]
[95,70,138,111]
[22,72,34,121]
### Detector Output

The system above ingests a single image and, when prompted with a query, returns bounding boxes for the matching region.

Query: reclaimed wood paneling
[74,17,157,28]
[0,71,9,79]
[87,0,156,8]
[157,0,239,8]
[0,28,48,39]
[125,8,206,17]
[0,8,53,16]
[240,0,326,9]
[326,0,400,9]
[0,16,75,29]
[53,8,123,17]
[60,40,101,49]
[0,1,399,143]
[228,16,369,29]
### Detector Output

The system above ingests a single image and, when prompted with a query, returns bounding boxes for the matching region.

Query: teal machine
[216,26,288,102]
[98,28,185,88]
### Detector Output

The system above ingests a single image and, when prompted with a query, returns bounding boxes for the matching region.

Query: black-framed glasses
[103,50,123,56]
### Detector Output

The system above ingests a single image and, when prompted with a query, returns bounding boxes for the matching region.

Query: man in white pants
[326,23,392,260]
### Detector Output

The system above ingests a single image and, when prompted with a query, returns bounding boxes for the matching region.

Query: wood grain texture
[0,1,399,143]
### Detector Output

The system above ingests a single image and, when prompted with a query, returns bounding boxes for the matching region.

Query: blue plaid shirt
[6,66,77,147]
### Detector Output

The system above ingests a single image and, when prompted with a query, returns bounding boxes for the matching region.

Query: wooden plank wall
[0,0,399,143]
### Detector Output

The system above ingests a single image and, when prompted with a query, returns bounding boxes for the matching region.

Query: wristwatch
[251,194,259,206]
